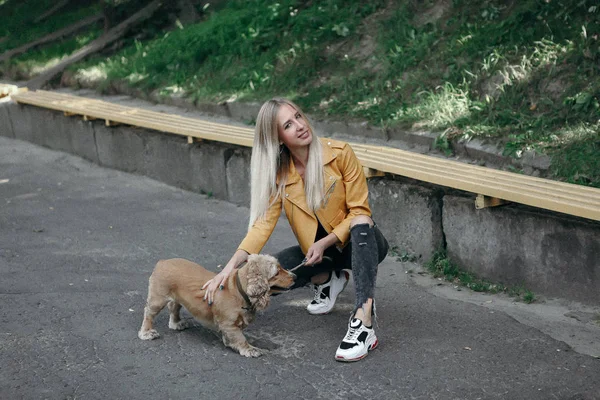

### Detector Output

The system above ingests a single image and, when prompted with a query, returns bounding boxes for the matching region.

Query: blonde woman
[203,98,388,362]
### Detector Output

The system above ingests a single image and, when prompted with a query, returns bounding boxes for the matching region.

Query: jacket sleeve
[237,195,282,254]
[331,144,371,245]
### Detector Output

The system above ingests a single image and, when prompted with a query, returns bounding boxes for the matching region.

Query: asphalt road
[1,136,599,400]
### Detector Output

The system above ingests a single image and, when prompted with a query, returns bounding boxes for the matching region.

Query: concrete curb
[1,98,598,306]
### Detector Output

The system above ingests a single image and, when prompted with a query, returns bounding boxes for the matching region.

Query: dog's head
[246,254,295,311]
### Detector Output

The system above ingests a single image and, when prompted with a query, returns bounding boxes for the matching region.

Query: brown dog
[138,254,295,357]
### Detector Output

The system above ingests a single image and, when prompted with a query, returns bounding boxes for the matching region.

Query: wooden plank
[475,194,509,209]
[357,153,599,221]
[352,143,600,198]
[356,152,598,209]
[187,136,203,144]
[363,167,385,178]
[354,150,599,206]
[16,91,255,146]
[105,120,121,127]
[0,84,24,98]
[10,90,600,221]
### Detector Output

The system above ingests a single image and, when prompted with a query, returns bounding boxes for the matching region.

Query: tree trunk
[34,0,71,24]
[26,0,164,90]
[0,14,103,63]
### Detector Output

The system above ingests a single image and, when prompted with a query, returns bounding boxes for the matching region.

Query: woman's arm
[330,143,371,245]
[203,195,282,304]
[305,232,340,265]
[202,249,248,304]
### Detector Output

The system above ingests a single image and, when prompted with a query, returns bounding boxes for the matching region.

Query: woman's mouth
[298,131,309,140]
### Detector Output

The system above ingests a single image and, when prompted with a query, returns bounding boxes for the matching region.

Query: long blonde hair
[248,98,324,230]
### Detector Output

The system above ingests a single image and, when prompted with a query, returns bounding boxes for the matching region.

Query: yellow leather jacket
[238,138,371,255]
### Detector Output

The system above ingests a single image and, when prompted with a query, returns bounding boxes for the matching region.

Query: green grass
[425,249,536,303]
[388,246,419,263]
[73,0,385,96]
[4,0,599,186]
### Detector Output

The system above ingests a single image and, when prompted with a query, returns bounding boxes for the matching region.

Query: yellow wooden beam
[105,119,121,127]
[363,167,385,178]
[475,194,509,209]
[9,89,600,221]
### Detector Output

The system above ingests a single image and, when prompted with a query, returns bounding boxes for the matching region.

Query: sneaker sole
[335,338,379,362]
[307,271,350,315]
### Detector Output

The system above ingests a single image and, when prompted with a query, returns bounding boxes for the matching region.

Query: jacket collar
[320,137,337,166]
[279,137,336,186]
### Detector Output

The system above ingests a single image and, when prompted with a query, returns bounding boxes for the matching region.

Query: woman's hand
[202,267,233,305]
[305,233,340,266]
[202,250,248,305]
[305,240,327,265]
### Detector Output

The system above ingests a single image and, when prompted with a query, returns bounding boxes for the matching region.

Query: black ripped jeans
[275,223,389,314]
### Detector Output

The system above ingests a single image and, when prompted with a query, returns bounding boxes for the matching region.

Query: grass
[388,246,419,263]
[2,0,599,186]
[425,249,537,303]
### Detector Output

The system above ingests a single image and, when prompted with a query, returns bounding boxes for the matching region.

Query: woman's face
[276,103,312,151]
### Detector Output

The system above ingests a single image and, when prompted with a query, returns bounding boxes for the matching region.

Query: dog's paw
[168,319,190,331]
[138,329,160,340]
[240,346,263,358]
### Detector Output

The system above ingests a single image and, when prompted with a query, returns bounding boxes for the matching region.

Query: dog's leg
[138,294,168,340]
[220,324,262,358]
[167,301,190,331]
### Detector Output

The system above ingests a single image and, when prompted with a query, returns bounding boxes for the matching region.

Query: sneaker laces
[343,322,361,342]
[311,285,325,304]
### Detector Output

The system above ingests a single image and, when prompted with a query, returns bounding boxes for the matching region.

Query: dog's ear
[246,255,270,310]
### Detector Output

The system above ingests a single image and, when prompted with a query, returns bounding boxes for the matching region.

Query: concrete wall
[225,148,251,207]
[7,102,98,162]
[0,101,15,138]
[444,195,600,304]
[368,178,444,261]
[2,100,599,304]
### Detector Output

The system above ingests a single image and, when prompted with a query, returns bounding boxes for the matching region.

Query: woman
[203,98,388,362]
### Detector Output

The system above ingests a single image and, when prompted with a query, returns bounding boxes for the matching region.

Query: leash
[288,255,333,272]
[230,255,334,310]
[221,256,334,273]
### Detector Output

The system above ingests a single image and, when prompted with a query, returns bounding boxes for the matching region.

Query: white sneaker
[335,318,378,362]
[306,270,349,315]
